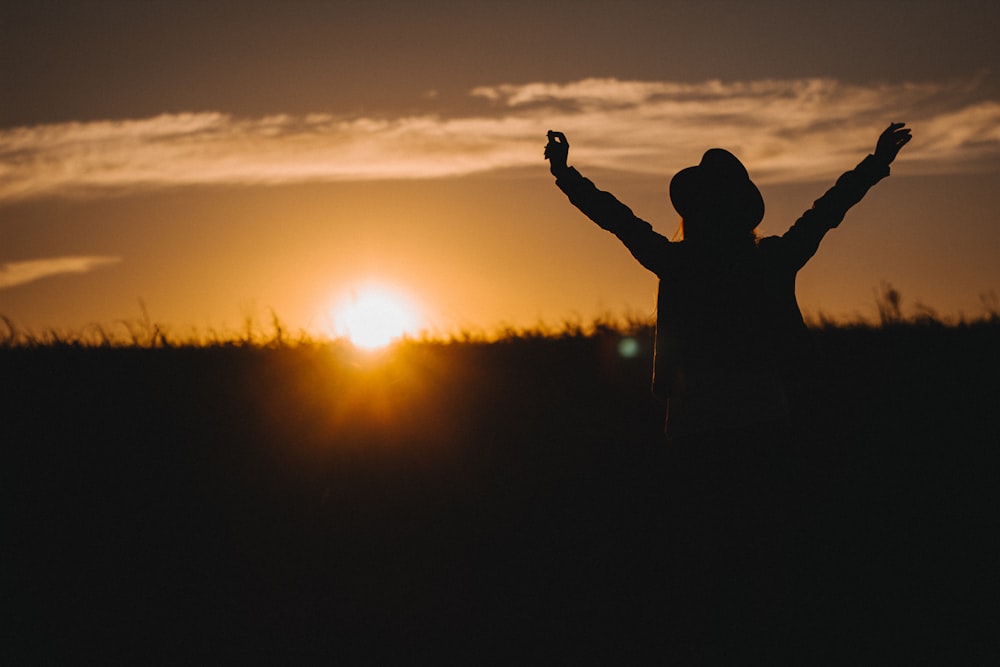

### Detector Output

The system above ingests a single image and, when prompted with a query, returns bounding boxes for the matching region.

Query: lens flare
[617,337,640,358]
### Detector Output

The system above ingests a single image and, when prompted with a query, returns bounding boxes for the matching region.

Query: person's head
[669,148,763,244]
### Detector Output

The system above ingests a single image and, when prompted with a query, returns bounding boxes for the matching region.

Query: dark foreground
[5,323,998,664]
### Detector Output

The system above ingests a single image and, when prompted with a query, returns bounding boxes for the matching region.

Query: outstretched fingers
[876,122,912,163]
[888,122,911,141]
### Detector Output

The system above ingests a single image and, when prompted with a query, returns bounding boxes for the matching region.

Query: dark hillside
[4,322,997,663]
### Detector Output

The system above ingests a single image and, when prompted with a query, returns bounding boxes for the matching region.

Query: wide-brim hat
[669,148,764,230]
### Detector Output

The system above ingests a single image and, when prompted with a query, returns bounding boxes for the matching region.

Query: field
[5,319,998,663]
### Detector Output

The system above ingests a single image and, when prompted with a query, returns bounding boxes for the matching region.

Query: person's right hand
[545,130,569,174]
[874,122,912,165]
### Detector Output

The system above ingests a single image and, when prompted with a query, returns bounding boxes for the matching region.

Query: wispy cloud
[0,256,122,289]
[1,77,998,201]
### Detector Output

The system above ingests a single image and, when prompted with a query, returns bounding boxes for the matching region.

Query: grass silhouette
[4,302,997,663]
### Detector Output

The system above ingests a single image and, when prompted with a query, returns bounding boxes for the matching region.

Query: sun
[331,284,421,349]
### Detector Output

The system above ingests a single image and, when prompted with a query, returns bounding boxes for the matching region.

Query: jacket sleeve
[555,167,674,277]
[780,155,891,271]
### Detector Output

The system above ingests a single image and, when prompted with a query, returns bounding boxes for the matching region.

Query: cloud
[472,77,1000,181]
[1,77,998,201]
[0,256,123,289]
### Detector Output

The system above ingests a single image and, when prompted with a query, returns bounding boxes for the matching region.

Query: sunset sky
[2,0,999,340]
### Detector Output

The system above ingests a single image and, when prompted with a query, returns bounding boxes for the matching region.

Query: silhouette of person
[545,123,911,439]
[545,123,911,659]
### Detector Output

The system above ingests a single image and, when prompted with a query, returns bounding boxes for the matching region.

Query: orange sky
[2,1,999,338]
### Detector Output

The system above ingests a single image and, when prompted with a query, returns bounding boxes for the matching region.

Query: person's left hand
[874,122,912,165]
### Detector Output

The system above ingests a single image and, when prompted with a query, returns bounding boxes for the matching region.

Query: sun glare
[331,284,421,349]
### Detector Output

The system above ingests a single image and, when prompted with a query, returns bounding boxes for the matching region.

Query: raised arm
[545,130,674,276]
[778,123,912,271]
